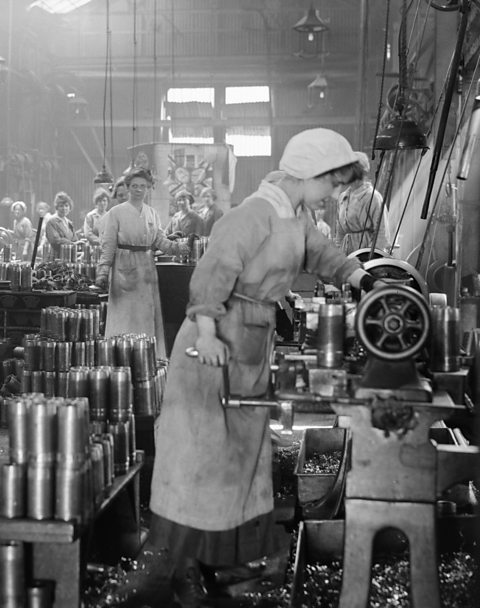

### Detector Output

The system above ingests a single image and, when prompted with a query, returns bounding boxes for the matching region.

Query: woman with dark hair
[198,186,223,236]
[95,167,190,357]
[45,191,77,261]
[111,176,128,206]
[165,190,204,238]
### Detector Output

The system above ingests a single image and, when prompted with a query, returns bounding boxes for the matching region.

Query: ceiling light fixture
[293,3,329,42]
[94,0,113,186]
[292,3,329,59]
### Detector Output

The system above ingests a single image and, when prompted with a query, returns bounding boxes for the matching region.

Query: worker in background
[165,190,204,239]
[314,199,332,239]
[336,151,390,255]
[45,191,77,261]
[110,128,386,608]
[111,176,128,207]
[95,168,191,359]
[10,201,34,261]
[198,186,223,236]
[83,187,110,247]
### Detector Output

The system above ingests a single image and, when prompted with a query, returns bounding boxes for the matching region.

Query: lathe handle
[185,346,231,405]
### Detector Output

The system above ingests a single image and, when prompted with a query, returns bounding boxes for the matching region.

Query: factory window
[166,87,214,144]
[225,86,270,104]
[165,86,271,155]
[224,86,271,157]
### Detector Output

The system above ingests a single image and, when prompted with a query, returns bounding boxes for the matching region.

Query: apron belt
[117,244,151,252]
[231,291,276,310]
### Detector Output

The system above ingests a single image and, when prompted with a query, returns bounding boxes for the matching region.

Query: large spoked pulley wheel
[356,285,430,361]
[363,258,429,301]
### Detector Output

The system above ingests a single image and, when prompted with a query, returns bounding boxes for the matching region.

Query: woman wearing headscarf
[198,186,223,236]
[336,151,391,255]
[83,187,110,246]
[45,191,77,261]
[95,167,190,358]
[110,129,385,608]
[10,201,34,261]
[165,190,204,238]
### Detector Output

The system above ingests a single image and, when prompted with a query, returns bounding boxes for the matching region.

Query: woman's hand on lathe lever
[194,335,229,366]
[191,314,230,366]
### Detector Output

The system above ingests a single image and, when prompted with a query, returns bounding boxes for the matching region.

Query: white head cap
[279,128,358,179]
[11,201,27,214]
[355,151,370,173]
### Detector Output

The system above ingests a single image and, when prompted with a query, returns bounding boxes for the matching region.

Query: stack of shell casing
[0,394,116,526]
[20,323,167,418]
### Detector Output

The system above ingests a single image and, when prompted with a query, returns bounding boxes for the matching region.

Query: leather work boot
[172,558,213,608]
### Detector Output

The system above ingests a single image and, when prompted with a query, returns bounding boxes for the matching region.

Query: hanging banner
[129,142,236,226]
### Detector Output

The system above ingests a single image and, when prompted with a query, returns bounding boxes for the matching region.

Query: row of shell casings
[66,365,133,423]
[0,541,55,608]
[2,395,133,520]
[0,261,33,290]
[20,366,133,422]
[39,305,101,342]
[108,334,159,382]
[77,241,102,263]
[61,261,98,281]
[0,426,132,521]
[23,337,97,372]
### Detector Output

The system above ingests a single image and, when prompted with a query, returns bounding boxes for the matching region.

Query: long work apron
[150,293,276,531]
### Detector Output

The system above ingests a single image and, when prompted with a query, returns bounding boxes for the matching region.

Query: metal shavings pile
[303,450,342,475]
[298,551,479,608]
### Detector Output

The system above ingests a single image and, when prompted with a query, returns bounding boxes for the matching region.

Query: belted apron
[150,292,277,531]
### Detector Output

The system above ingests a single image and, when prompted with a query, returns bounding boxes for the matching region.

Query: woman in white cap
[110,128,384,608]
[336,151,391,255]
[10,201,34,261]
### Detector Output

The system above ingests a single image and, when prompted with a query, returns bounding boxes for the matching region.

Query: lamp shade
[374,116,428,151]
[293,5,329,35]
[93,165,114,185]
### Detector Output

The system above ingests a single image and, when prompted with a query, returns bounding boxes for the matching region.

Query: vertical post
[356,0,369,150]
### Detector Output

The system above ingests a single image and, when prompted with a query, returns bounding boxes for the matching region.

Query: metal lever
[185,346,295,432]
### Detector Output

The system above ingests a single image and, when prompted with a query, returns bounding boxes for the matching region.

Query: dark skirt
[148,511,276,568]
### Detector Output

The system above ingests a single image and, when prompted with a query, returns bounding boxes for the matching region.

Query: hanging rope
[152,0,158,141]
[101,0,111,173]
[371,0,391,158]
[108,0,114,176]
[131,0,138,157]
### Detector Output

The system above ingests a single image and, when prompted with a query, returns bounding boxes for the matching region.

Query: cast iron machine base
[331,286,478,608]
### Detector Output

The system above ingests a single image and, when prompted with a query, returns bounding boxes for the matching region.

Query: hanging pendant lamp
[293,4,329,42]
[375,116,428,150]
[94,0,114,186]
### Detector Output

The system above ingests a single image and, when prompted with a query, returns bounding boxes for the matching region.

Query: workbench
[0,451,144,608]
[0,289,76,346]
